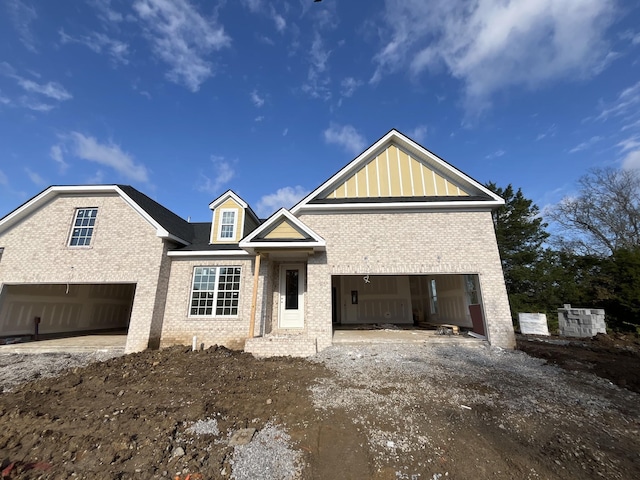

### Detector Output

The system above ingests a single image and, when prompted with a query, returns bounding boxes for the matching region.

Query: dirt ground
[517,332,640,393]
[1,338,639,480]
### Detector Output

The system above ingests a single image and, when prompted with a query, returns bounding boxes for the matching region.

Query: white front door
[279,264,305,328]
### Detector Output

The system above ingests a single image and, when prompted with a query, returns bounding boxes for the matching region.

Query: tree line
[488,167,640,333]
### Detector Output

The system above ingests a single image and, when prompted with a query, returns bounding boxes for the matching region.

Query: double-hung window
[190,266,241,317]
[218,209,237,240]
[69,208,98,246]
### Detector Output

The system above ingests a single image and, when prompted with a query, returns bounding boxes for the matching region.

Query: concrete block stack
[557,304,606,337]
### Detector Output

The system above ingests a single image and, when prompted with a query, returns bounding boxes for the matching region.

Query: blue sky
[0,0,639,222]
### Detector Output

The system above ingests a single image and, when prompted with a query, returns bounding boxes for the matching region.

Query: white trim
[208,190,248,210]
[290,129,505,215]
[293,200,502,213]
[0,185,190,245]
[397,146,403,196]
[278,263,305,329]
[168,250,250,257]
[408,153,415,196]
[365,161,370,197]
[375,155,381,197]
[217,208,238,241]
[240,208,326,247]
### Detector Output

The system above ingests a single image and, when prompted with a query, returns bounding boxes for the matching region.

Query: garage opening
[331,274,486,335]
[0,283,135,340]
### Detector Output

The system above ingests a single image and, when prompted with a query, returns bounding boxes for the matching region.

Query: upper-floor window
[218,209,237,240]
[69,208,98,246]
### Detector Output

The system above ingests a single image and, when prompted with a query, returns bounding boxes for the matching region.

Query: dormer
[208,190,260,244]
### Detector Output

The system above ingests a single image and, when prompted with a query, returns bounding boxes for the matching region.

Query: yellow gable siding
[264,220,306,239]
[211,198,245,243]
[324,144,470,199]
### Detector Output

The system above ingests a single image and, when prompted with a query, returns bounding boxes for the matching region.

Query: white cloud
[536,123,557,141]
[485,149,505,159]
[250,89,265,107]
[282,128,288,136]
[6,0,38,52]
[21,99,54,112]
[324,124,366,155]
[256,186,309,218]
[69,132,149,182]
[50,144,69,172]
[302,31,332,100]
[340,77,362,98]
[59,29,129,65]
[16,78,72,101]
[272,12,286,33]
[1,63,72,111]
[89,0,124,23]
[197,155,235,194]
[597,81,640,121]
[87,170,105,184]
[25,167,46,186]
[254,115,264,122]
[569,135,603,153]
[617,136,640,154]
[622,149,640,170]
[0,169,8,186]
[373,0,616,111]
[407,125,428,143]
[133,0,231,92]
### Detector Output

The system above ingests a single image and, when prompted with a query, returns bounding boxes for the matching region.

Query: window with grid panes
[69,208,98,246]
[189,266,241,317]
[219,210,236,239]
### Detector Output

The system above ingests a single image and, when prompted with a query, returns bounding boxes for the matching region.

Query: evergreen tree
[486,183,549,319]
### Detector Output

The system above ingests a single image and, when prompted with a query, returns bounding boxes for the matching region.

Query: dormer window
[218,209,237,241]
[69,208,98,246]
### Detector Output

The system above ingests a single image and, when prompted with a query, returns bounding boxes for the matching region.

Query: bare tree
[549,167,640,257]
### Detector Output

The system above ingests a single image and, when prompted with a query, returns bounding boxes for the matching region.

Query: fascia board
[296,200,504,213]
[291,129,505,213]
[208,190,248,210]
[239,208,326,247]
[0,185,119,234]
[291,130,397,215]
[168,250,251,257]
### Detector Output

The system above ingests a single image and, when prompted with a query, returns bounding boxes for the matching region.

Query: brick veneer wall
[299,210,516,350]
[159,256,259,350]
[0,193,170,353]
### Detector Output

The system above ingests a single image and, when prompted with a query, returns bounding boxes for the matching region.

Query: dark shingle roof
[118,185,194,243]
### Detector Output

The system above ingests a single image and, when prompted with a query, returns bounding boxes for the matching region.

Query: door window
[285,269,299,309]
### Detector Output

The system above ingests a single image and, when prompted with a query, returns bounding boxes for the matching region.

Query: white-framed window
[69,208,98,246]
[429,278,438,314]
[218,209,238,241]
[189,266,242,317]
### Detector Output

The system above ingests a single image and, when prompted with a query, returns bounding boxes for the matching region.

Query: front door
[279,264,305,328]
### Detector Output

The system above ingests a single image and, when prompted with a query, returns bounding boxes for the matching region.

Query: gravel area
[0,351,123,393]
[1,341,638,479]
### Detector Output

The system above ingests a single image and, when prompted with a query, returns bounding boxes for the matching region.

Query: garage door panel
[0,283,134,337]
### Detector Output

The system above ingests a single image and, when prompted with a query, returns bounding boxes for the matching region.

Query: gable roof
[0,185,193,245]
[291,129,504,214]
[208,189,260,225]
[239,208,326,254]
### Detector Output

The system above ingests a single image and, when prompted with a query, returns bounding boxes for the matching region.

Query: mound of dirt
[0,346,328,479]
[516,333,640,393]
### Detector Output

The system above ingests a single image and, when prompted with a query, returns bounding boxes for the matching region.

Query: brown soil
[1,342,639,480]
[517,332,640,393]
